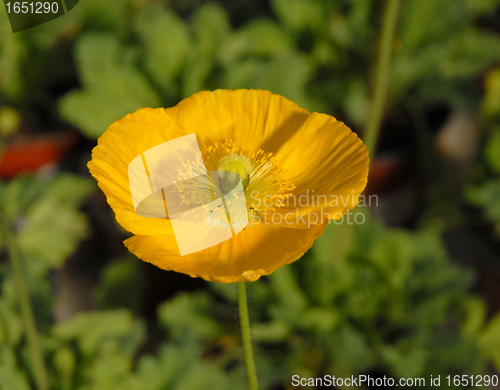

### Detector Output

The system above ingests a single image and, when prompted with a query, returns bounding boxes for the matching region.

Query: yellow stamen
[204,139,295,215]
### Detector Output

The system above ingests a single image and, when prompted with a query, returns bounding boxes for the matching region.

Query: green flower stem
[363,0,401,154]
[1,211,50,390]
[237,281,259,390]
[60,0,68,13]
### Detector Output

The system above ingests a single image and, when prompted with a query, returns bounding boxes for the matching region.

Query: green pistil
[218,154,252,193]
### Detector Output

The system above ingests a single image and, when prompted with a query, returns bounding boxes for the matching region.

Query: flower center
[168,139,294,231]
[218,154,252,192]
[204,139,295,216]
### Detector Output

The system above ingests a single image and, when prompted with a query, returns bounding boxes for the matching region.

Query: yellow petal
[88,108,185,235]
[124,222,326,283]
[165,89,310,154]
[272,112,369,226]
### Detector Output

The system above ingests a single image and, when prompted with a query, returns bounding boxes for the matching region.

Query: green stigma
[218,154,252,193]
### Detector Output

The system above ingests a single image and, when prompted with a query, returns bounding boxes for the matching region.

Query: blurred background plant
[1,0,500,389]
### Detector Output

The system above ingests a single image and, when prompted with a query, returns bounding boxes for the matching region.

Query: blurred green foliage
[3,203,500,388]
[3,0,500,132]
[467,65,500,230]
[59,33,161,138]
[0,174,94,271]
[1,0,500,389]
[57,0,500,133]
[0,174,94,389]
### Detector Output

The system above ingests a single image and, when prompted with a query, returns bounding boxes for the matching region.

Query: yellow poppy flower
[88,89,369,283]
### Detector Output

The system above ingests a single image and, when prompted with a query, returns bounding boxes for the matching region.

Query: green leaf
[135,7,190,94]
[369,230,413,290]
[137,345,193,390]
[482,69,500,118]
[218,19,293,75]
[461,297,487,338]
[180,3,231,96]
[210,281,237,301]
[485,127,500,173]
[76,0,131,31]
[94,255,146,312]
[0,347,30,390]
[0,174,93,271]
[465,0,500,14]
[332,325,370,376]
[192,3,230,57]
[181,54,213,98]
[41,173,96,207]
[271,0,324,32]
[173,361,232,390]
[343,79,368,127]
[0,176,46,222]
[158,292,221,342]
[478,312,500,371]
[54,309,145,357]
[252,319,290,343]
[308,222,356,305]
[83,354,142,390]
[53,347,76,390]
[0,301,23,345]
[59,33,160,139]
[394,1,500,104]
[0,33,26,98]
[223,53,319,112]
[0,367,31,390]
[400,0,468,51]
[440,29,500,79]
[137,342,235,390]
[301,307,340,333]
[381,345,428,379]
[32,0,132,47]
[467,179,500,221]
[269,265,308,314]
[17,176,94,269]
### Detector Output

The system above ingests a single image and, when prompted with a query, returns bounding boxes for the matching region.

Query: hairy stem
[238,281,259,390]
